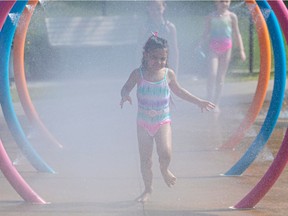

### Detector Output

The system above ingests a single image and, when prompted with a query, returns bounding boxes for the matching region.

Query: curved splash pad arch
[219,0,271,151]
[232,0,288,209]
[0,1,46,204]
[0,0,287,209]
[0,1,54,173]
[13,0,63,149]
[224,0,286,176]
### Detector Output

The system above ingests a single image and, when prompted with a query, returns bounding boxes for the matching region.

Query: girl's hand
[120,96,132,109]
[240,50,246,61]
[198,100,215,112]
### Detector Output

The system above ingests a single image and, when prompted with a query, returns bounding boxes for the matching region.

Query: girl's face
[215,0,231,12]
[144,48,168,71]
[147,1,166,20]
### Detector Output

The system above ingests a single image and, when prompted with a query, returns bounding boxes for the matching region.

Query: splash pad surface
[0,0,288,215]
[1,77,288,215]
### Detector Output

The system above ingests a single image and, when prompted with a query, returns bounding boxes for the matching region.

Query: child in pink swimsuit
[120,35,215,202]
[209,15,233,54]
[137,66,171,137]
[201,0,246,112]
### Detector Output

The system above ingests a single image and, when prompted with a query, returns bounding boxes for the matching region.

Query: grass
[226,71,275,82]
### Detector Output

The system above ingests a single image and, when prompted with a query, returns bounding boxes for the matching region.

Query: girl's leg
[136,125,154,202]
[155,123,176,187]
[214,49,232,107]
[206,52,219,102]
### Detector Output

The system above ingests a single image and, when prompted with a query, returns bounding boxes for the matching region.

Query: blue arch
[0,1,54,173]
[225,0,286,176]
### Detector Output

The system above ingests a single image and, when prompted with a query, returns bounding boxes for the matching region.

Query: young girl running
[120,35,215,202]
[202,0,246,112]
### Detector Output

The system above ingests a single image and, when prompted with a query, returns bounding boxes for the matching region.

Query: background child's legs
[155,123,176,187]
[206,52,219,101]
[214,49,232,106]
[137,125,154,194]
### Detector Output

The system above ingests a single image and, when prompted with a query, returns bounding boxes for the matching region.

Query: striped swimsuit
[209,15,232,54]
[137,68,171,137]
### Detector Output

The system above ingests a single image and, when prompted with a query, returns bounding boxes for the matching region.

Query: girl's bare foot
[135,190,151,203]
[161,169,177,187]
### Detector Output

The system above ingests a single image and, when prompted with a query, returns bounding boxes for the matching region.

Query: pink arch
[234,0,288,209]
[0,1,46,204]
[0,1,15,31]
[234,128,288,208]
[0,140,46,203]
[13,0,63,149]
[268,0,288,42]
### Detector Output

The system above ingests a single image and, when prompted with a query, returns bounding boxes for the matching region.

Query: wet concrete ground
[0,75,288,216]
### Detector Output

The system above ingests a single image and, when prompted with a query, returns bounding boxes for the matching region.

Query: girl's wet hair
[141,35,169,68]
[143,35,169,53]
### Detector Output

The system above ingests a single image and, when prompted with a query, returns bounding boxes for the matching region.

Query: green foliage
[24,1,288,80]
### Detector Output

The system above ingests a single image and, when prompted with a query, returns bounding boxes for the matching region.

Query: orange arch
[13,0,63,148]
[219,0,271,150]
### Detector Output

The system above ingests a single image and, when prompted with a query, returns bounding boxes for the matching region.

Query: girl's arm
[167,22,179,73]
[231,12,246,61]
[120,69,139,108]
[199,15,211,48]
[168,70,215,112]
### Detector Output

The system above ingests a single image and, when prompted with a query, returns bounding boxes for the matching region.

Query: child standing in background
[137,0,179,75]
[120,35,215,202]
[202,0,246,112]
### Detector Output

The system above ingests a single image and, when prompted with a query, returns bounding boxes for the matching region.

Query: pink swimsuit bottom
[137,108,171,137]
[209,38,232,55]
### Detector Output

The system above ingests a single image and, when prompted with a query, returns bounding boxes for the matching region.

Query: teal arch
[0,1,54,173]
